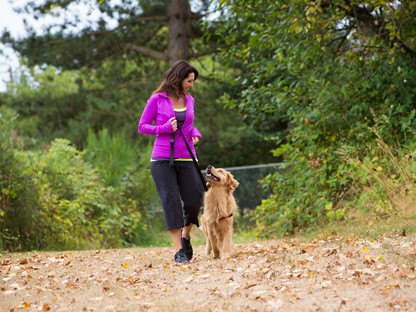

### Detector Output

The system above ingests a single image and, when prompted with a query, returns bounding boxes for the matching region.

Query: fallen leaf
[17,301,31,308]
[243,283,257,289]
[376,255,385,262]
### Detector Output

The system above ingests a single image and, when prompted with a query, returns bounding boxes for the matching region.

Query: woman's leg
[177,162,202,260]
[170,228,182,252]
[150,161,184,231]
[150,161,186,258]
[177,162,202,228]
[182,224,193,238]
[171,228,188,263]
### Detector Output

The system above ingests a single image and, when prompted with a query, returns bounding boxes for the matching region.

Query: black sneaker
[181,236,193,260]
[174,248,189,264]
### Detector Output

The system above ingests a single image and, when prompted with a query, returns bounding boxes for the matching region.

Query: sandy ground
[1,233,415,312]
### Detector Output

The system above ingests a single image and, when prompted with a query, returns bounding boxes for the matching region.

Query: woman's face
[181,72,195,94]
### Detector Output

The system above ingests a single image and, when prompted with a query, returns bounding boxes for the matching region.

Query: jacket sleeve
[138,95,174,135]
[191,127,202,139]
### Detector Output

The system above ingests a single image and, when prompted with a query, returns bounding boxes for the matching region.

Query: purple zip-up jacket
[138,92,202,160]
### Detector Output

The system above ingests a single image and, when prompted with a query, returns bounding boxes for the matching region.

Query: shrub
[84,128,139,187]
[339,129,416,220]
[12,138,149,250]
[0,106,39,251]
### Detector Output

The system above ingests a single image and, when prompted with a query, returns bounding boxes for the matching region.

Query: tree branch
[392,38,416,58]
[122,43,167,61]
[348,4,416,59]
[319,0,416,60]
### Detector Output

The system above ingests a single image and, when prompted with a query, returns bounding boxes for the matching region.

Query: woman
[138,60,202,264]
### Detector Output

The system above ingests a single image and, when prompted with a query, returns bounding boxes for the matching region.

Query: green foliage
[4,0,416,246]
[339,128,416,218]
[3,56,274,170]
[192,57,278,168]
[1,0,212,70]
[0,135,155,252]
[84,128,138,187]
[216,0,416,236]
[0,106,39,251]
[6,60,159,147]
[18,139,134,249]
[0,0,281,250]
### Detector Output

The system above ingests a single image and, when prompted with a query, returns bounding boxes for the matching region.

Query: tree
[0,0,212,146]
[167,0,191,63]
[216,0,416,236]
[1,0,212,68]
[1,0,277,169]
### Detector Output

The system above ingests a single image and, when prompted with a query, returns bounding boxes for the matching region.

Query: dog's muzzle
[206,165,221,182]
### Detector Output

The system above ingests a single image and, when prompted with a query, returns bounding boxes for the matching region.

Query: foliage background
[215,0,416,237]
[1,0,415,251]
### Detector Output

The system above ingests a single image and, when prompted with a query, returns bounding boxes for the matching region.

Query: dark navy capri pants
[150,160,202,231]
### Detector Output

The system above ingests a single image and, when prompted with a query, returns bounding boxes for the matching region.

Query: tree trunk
[167,0,192,65]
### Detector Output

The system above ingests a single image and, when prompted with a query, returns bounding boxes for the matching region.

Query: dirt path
[1,234,415,312]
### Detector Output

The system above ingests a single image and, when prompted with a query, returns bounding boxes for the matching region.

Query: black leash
[178,128,208,192]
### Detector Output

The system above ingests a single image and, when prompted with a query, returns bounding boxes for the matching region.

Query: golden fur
[200,165,239,259]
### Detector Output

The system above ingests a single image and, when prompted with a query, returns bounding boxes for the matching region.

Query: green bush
[83,128,162,245]
[21,138,152,250]
[84,128,138,187]
[216,0,416,237]
[2,137,155,251]
[339,129,416,219]
[1,106,161,251]
[0,106,39,251]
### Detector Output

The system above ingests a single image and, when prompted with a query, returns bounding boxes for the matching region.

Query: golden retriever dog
[200,165,239,259]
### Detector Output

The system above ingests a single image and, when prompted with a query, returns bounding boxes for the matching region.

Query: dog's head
[206,165,239,191]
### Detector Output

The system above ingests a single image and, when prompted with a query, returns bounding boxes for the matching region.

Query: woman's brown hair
[153,60,199,98]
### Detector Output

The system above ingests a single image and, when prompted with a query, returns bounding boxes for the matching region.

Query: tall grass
[323,130,416,239]
[353,135,414,214]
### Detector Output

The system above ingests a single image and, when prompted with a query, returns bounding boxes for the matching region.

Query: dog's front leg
[219,229,234,259]
[205,235,212,256]
[210,232,220,258]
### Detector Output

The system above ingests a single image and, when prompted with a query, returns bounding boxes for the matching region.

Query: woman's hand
[192,136,200,145]
[169,117,177,132]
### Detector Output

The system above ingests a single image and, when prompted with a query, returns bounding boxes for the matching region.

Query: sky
[0,0,217,92]
[0,1,25,36]
[0,0,26,91]
[0,0,113,92]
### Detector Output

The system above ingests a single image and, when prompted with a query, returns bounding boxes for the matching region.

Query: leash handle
[178,128,208,192]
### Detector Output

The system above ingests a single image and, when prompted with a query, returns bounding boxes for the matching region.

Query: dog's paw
[220,253,233,259]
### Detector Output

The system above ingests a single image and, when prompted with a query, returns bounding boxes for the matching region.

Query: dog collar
[219,213,234,221]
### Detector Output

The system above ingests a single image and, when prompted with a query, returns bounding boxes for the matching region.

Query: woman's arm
[138,96,175,135]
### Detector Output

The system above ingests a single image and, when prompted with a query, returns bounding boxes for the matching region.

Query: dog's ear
[227,173,239,191]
